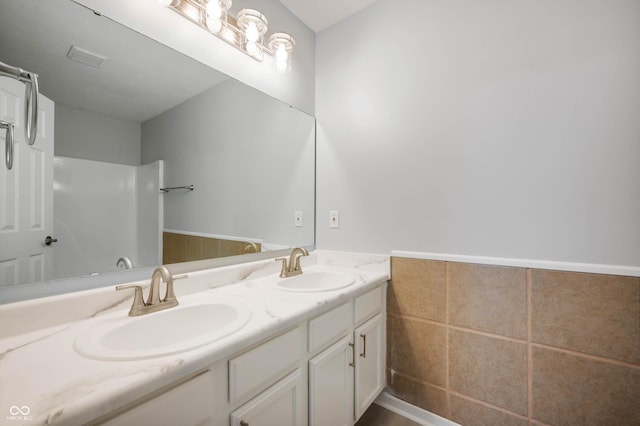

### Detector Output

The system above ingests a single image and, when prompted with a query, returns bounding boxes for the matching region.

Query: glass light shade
[157,0,180,6]
[237,9,268,59]
[268,32,295,72]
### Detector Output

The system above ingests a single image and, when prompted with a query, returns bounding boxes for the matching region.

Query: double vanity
[0,250,389,425]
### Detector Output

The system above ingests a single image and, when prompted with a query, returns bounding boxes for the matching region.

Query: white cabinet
[229,326,305,404]
[308,286,386,425]
[354,313,385,419]
[309,336,354,426]
[230,369,306,426]
[102,371,215,426]
[97,283,386,426]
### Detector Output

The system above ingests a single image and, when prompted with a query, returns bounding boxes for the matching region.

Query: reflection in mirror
[0,0,315,302]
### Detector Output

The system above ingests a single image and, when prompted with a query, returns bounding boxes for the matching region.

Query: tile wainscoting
[163,231,261,264]
[387,256,640,426]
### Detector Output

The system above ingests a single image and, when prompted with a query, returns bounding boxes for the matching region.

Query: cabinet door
[309,336,354,426]
[230,369,305,426]
[354,313,385,420]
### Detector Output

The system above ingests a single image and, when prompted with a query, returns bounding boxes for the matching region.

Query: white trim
[391,250,640,277]
[163,229,263,244]
[374,392,460,426]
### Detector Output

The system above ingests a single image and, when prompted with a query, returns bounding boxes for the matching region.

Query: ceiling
[279,0,379,33]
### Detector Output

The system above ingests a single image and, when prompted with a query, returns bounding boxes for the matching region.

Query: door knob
[44,235,58,246]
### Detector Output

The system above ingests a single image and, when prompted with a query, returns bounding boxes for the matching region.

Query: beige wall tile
[202,237,220,259]
[185,235,203,260]
[162,232,173,264]
[531,270,640,364]
[448,263,527,339]
[386,370,449,419]
[388,314,446,386]
[450,395,528,426]
[532,346,640,425]
[389,257,446,322]
[219,239,243,257]
[449,329,527,415]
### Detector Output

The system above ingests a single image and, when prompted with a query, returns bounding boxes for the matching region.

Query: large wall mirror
[0,0,315,303]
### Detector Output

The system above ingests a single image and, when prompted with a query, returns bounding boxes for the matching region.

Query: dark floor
[355,403,422,426]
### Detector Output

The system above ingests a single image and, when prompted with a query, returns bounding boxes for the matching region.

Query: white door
[309,336,354,426]
[0,76,54,286]
[354,313,385,420]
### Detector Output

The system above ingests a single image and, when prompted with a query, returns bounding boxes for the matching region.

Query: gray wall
[141,79,315,248]
[316,0,640,266]
[55,103,141,165]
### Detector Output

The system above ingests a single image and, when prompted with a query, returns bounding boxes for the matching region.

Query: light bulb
[246,41,258,56]
[275,58,288,72]
[206,0,221,19]
[245,22,259,43]
[207,18,222,33]
[275,44,288,62]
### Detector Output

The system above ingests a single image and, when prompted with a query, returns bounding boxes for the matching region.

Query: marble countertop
[0,251,389,425]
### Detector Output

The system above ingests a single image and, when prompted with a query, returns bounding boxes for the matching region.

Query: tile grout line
[445,261,451,419]
[527,268,533,425]
[391,369,448,393]
[448,390,529,422]
[447,324,527,344]
[530,342,640,370]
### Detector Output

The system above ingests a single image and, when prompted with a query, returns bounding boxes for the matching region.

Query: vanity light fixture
[158,0,296,72]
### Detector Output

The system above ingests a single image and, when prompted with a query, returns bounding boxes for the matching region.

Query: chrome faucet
[116,256,134,270]
[276,247,309,278]
[116,266,186,316]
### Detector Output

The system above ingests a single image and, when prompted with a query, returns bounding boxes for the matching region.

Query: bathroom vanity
[0,251,389,425]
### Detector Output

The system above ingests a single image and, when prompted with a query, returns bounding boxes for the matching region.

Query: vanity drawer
[103,370,215,426]
[229,326,304,404]
[308,302,352,352]
[354,286,383,325]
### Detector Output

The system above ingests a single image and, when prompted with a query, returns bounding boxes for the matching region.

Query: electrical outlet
[329,210,339,228]
[294,210,303,228]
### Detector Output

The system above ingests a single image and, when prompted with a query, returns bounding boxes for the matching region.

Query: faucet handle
[116,284,146,316]
[164,273,187,303]
[275,257,289,278]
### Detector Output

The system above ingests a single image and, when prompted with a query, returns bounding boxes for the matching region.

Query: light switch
[294,210,303,228]
[329,210,339,228]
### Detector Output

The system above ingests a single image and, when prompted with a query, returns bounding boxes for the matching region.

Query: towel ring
[24,72,39,146]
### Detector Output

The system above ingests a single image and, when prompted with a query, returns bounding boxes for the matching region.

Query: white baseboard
[374,392,460,426]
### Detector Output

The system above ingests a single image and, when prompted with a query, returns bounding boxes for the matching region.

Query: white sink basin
[75,302,252,361]
[270,271,355,292]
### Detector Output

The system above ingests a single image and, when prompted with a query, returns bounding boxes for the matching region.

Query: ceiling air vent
[66,45,107,68]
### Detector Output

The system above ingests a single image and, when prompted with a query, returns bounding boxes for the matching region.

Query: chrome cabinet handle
[360,334,367,358]
[44,236,58,245]
[1,121,14,170]
[349,342,355,367]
